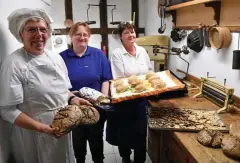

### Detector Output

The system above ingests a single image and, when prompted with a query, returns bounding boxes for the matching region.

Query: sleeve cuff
[0,106,22,124]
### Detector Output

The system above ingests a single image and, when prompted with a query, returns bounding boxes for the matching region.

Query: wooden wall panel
[176,4,217,27]
[220,0,240,27]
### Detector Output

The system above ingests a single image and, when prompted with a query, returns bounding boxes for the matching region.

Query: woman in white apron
[0,8,91,163]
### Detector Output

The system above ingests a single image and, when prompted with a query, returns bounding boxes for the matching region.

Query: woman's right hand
[37,123,60,137]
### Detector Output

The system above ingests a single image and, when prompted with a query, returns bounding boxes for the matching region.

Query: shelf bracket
[204,1,221,25]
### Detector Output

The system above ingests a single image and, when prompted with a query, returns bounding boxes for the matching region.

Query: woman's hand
[37,123,57,134]
[38,123,69,138]
[71,96,93,106]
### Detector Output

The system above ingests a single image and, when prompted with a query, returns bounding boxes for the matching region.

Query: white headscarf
[7,8,53,43]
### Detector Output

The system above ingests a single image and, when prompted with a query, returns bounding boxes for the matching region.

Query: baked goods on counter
[51,105,99,134]
[197,129,223,148]
[149,107,228,132]
[221,136,240,160]
[229,121,240,139]
[110,70,185,103]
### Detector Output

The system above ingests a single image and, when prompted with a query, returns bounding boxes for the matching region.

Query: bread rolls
[150,79,166,89]
[146,71,156,80]
[114,79,124,87]
[135,83,146,93]
[116,84,129,93]
[148,74,160,82]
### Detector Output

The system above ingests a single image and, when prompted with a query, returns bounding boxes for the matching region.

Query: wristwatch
[68,95,76,105]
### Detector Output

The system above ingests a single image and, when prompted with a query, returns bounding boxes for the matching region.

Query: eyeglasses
[73,33,89,38]
[24,27,49,34]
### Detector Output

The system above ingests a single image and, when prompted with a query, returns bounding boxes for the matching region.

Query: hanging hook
[87,4,90,21]
[109,5,121,25]
[85,4,96,25]
[111,5,116,23]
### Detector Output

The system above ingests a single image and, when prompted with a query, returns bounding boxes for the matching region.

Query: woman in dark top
[60,22,112,163]
[107,22,152,163]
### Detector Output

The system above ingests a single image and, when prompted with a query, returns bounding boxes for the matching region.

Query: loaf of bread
[51,105,99,134]
[221,136,240,160]
[230,121,240,139]
[197,129,223,148]
[79,87,110,106]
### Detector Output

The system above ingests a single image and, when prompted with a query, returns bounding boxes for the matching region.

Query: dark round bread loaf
[221,136,240,160]
[51,105,99,134]
[197,129,223,148]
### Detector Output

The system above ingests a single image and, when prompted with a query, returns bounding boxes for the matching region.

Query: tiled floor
[84,124,153,163]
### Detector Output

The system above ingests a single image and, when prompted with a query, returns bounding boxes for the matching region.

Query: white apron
[10,50,75,163]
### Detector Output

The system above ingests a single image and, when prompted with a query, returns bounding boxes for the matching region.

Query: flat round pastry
[116,84,129,93]
[146,71,156,80]
[51,105,99,134]
[114,79,124,87]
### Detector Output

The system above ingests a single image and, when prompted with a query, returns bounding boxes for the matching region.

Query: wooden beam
[99,0,109,56]
[174,26,240,32]
[64,0,73,20]
[53,28,145,35]
[166,0,220,11]
[132,0,140,36]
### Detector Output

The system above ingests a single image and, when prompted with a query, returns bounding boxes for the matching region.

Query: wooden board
[149,107,228,132]
[173,132,239,163]
[149,88,240,162]
[220,0,240,27]
[176,3,217,27]
[166,0,220,11]
[110,70,185,103]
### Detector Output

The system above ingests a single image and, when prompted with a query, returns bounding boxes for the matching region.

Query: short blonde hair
[69,22,91,37]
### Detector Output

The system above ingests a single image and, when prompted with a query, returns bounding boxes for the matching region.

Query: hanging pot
[187,30,204,53]
[209,27,232,49]
[232,50,240,69]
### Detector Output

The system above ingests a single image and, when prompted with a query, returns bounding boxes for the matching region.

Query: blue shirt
[60,46,112,92]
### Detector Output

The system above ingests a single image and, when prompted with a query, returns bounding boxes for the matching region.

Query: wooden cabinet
[148,130,197,163]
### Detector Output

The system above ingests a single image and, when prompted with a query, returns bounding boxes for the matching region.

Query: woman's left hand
[71,96,93,106]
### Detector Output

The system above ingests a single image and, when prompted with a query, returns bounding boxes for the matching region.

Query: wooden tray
[110,70,185,103]
[148,107,229,132]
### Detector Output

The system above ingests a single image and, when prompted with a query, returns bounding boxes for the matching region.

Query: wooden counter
[148,89,240,163]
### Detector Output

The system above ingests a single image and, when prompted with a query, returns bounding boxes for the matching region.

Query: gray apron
[11,50,75,163]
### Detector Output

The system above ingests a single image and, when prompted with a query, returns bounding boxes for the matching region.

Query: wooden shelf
[166,0,221,11]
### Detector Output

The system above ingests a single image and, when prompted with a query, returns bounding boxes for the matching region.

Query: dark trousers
[119,146,146,163]
[72,109,107,163]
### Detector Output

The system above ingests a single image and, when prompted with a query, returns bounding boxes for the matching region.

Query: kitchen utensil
[232,33,240,69]
[158,6,166,34]
[194,77,234,113]
[209,27,232,49]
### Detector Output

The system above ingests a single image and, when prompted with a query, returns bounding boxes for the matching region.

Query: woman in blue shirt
[60,22,112,163]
